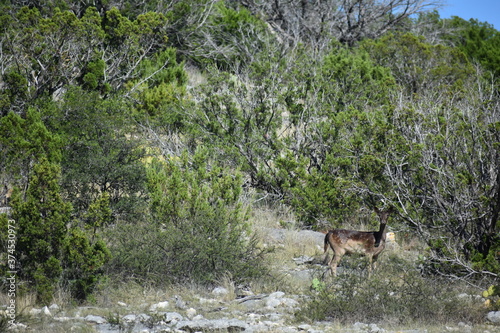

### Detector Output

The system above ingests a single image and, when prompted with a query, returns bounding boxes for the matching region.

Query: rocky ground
[16,289,500,333]
[6,228,500,333]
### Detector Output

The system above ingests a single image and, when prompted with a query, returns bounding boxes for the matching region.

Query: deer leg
[322,251,330,266]
[328,253,342,276]
[367,255,374,277]
[372,254,380,271]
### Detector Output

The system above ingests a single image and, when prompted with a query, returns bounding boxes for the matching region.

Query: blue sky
[438,0,500,29]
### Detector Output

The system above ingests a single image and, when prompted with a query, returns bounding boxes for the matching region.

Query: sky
[438,0,500,30]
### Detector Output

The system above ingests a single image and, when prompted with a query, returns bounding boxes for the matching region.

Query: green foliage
[101,8,168,49]
[4,155,110,303]
[482,285,500,310]
[192,70,285,194]
[184,1,272,71]
[81,55,109,92]
[0,109,62,175]
[245,45,398,227]
[1,5,169,103]
[32,256,63,304]
[444,17,500,78]
[319,46,396,110]
[0,71,29,115]
[63,227,111,301]
[10,158,70,303]
[310,278,325,292]
[129,48,188,125]
[361,32,474,95]
[470,236,500,274]
[53,88,147,221]
[84,192,113,233]
[108,148,268,285]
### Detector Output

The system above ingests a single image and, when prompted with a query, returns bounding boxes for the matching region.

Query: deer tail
[324,231,331,253]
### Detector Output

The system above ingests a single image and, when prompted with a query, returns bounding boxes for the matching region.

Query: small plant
[142,312,166,329]
[106,311,134,333]
[310,278,326,292]
[482,285,500,310]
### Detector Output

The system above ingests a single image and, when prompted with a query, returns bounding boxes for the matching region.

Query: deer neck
[374,222,387,247]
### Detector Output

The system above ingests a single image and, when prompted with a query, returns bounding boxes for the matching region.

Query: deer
[323,207,392,277]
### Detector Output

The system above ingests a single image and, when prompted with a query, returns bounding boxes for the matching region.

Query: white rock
[212,287,229,296]
[49,303,59,310]
[262,320,281,328]
[29,308,42,316]
[293,255,315,265]
[163,312,183,324]
[298,324,312,331]
[247,313,262,322]
[369,323,385,332]
[265,313,284,322]
[269,291,285,299]
[122,314,136,323]
[266,297,282,309]
[117,301,127,307]
[281,297,299,308]
[353,322,369,330]
[84,315,106,324]
[41,306,52,316]
[185,307,197,319]
[177,318,248,332]
[487,311,500,324]
[175,295,187,309]
[149,301,170,312]
[137,313,151,322]
[198,297,217,304]
[10,323,28,330]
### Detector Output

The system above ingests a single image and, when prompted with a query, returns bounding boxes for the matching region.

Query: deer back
[327,229,382,255]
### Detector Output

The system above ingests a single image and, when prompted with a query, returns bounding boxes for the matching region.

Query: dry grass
[0,291,37,316]
[185,64,207,88]
[249,203,298,230]
[215,272,237,302]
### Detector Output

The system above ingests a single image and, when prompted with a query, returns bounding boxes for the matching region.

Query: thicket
[106,148,268,285]
[297,260,486,326]
[0,0,499,307]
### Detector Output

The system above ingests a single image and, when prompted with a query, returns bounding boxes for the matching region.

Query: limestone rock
[487,311,500,324]
[162,311,183,324]
[84,315,106,324]
[177,318,248,332]
[122,314,137,323]
[149,301,170,312]
[212,286,229,296]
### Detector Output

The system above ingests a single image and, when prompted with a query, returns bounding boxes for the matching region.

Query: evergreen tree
[10,158,70,303]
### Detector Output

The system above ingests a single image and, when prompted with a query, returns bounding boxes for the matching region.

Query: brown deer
[323,208,392,276]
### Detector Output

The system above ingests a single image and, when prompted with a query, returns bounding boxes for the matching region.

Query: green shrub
[107,147,269,285]
[63,227,111,301]
[3,155,110,303]
[9,158,70,303]
[483,285,500,310]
